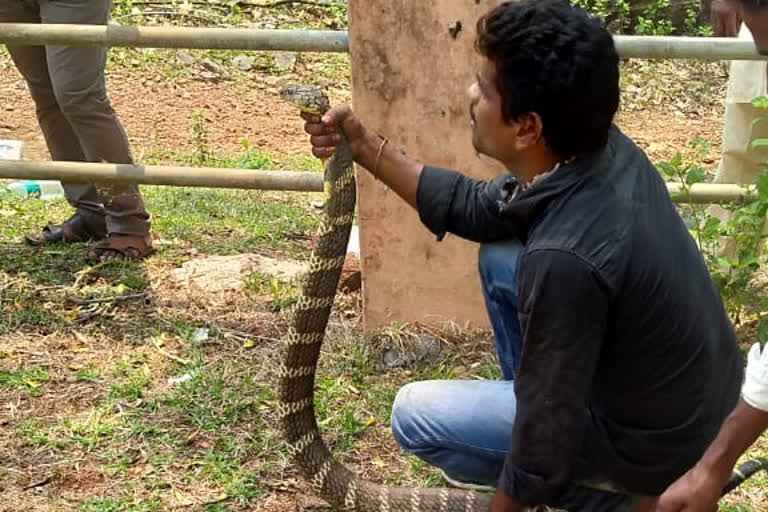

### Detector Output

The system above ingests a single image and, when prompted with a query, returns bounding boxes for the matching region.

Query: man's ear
[512,112,544,152]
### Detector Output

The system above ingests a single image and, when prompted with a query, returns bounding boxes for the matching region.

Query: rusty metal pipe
[0,160,325,192]
[666,182,756,204]
[0,160,757,204]
[0,23,348,52]
[1,24,768,60]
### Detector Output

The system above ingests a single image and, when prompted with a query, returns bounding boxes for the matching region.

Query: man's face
[740,4,768,54]
[467,59,519,163]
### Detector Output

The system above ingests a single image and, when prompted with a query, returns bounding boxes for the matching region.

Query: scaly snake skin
[276,84,767,511]
[277,83,496,511]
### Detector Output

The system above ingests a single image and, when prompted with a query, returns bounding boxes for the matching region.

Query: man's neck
[510,152,564,186]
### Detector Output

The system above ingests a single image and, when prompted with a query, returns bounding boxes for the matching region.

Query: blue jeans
[390,240,636,511]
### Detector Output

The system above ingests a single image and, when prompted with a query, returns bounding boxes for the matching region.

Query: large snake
[276,84,768,511]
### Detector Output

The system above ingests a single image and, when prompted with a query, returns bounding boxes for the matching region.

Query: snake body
[277,84,494,511]
[276,84,767,511]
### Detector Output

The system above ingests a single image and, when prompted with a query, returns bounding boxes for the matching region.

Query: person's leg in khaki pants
[0,0,153,261]
[710,23,768,255]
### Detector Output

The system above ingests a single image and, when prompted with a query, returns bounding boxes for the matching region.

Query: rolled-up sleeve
[499,249,609,505]
[416,165,518,243]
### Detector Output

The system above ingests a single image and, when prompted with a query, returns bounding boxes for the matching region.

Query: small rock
[176,51,195,65]
[171,253,307,293]
[168,372,194,385]
[232,53,255,71]
[417,334,442,361]
[379,333,442,370]
[274,52,297,71]
[382,349,403,369]
[192,328,209,343]
[197,71,222,83]
[4,105,14,111]
[200,58,225,75]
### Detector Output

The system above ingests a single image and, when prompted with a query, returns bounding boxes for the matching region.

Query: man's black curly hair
[475,0,620,158]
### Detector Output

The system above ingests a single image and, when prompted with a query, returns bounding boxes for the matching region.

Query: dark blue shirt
[416,125,743,505]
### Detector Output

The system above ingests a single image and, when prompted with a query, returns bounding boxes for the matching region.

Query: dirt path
[0,58,351,165]
[1,56,725,169]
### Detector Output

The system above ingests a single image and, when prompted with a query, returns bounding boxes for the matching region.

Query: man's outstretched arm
[302,106,522,243]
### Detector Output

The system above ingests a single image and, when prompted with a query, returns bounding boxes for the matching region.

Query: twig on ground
[22,476,52,491]
[257,0,340,7]
[152,337,192,366]
[128,0,340,7]
[65,293,148,305]
[184,495,232,508]
[218,327,283,344]
[74,307,106,324]
[71,261,111,290]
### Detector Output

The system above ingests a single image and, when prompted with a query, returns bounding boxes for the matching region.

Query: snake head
[280,84,331,116]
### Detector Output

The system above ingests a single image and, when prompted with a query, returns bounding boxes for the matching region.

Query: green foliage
[573,0,709,35]
[326,2,348,27]
[243,271,297,311]
[634,0,675,35]
[572,0,632,32]
[184,113,273,170]
[685,6,714,36]
[659,126,768,331]
[0,366,49,396]
[188,109,213,166]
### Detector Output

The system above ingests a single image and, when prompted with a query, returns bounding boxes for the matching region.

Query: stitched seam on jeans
[399,433,510,458]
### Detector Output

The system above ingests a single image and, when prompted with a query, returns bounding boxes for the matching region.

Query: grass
[0,205,766,504]
[0,174,468,509]
[0,174,501,507]
[3,176,765,511]
[103,0,352,95]
[0,366,49,396]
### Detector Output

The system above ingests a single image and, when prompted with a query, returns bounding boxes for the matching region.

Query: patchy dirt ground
[0,54,727,169]
[0,60,350,166]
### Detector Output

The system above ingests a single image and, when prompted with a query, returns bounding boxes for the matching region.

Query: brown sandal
[25,213,107,246]
[86,234,156,263]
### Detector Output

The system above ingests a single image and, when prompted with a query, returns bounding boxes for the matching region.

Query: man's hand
[711,0,741,37]
[301,105,368,159]
[489,489,523,512]
[301,103,423,208]
[653,464,722,512]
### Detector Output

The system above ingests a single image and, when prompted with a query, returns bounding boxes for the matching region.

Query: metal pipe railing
[0,160,324,192]
[0,23,349,52]
[666,182,756,204]
[1,23,768,60]
[613,35,768,60]
[0,160,755,203]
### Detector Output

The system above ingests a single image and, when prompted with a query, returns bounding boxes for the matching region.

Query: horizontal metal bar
[666,182,755,204]
[0,23,349,52]
[0,160,324,192]
[614,35,768,60]
[1,23,767,60]
[0,160,756,204]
